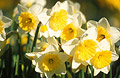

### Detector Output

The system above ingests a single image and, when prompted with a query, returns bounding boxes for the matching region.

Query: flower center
[0,20,4,34]
[90,51,112,69]
[49,9,68,31]
[97,27,111,42]
[40,44,49,51]
[40,25,48,32]
[18,12,36,31]
[74,40,97,61]
[60,23,77,41]
[41,54,61,71]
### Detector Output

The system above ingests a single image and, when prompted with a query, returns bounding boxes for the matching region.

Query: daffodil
[67,0,86,24]
[20,0,46,8]
[60,12,85,42]
[15,4,49,36]
[62,27,99,72]
[0,10,12,56]
[87,17,120,45]
[90,39,119,76]
[39,25,49,38]
[46,1,74,37]
[36,37,59,52]
[26,44,68,78]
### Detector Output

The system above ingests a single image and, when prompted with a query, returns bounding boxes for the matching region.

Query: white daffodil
[26,44,68,78]
[0,10,12,41]
[87,17,120,45]
[66,0,86,24]
[0,10,12,55]
[20,0,46,8]
[15,4,49,36]
[46,1,74,37]
[39,25,49,38]
[62,27,99,72]
[90,39,119,76]
[36,37,59,52]
[60,12,85,43]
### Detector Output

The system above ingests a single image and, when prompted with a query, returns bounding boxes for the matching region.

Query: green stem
[89,65,94,78]
[110,64,112,78]
[27,22,41,78]
[82,69,84,78]
[27,33,30,53]
[103,73,105,78]
[31,22,41,52]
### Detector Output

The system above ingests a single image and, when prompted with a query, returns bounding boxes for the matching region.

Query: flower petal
[110,27,120,43]
[98,17,110,33]
[2,16,12,28]
[62,38,79,55]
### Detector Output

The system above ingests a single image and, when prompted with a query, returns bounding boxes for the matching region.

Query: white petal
[44,72,54,78]
[45,44,58,53]
[48,37,58,46]
[36,0,46,7]
[38,11,50,25]
[0,10,3,20]
[2,16,12,28]
[80,12,86,24]
[0,31,6,41]
[72,58,81,69]
[25,52,37,60]
[17,4,28,13]
[35,63,42,73]
[94,67,100,76]
[62,38,79,55]
[101,65,110,74]
[72,12,82,27]
[29,4,43,16]
[111,51,119,61]
[29,29,35,37]
[82,27,97,40]
[58,52,69,62]
[87,20,97,28]
[54,62,66,74]
[99,39,110,51]
[98,17,110,33]
[110,27,120,43]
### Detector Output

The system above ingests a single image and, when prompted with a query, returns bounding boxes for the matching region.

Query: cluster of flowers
[0,0,120,78]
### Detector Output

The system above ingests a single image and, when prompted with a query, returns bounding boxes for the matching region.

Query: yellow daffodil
[0,10,12,56]
[90,39,119,76]
[26,44,68,78]
[15,4,49,36]
[87,17,120,45]
[62,27,98,72]
[67,0,86,24]
[46,1,74,37]
[60,12,85,42]
[36,37,59,52]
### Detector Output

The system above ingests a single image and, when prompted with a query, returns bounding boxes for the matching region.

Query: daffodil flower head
[89,39,119,76]
[49,9,68,31]
[60,12,85,41]
[0,10,12,56]
[0,10,12,41]
[87,17,120,44]
[26,45,68,78]
[36,37,59,52]
[46,1,74,37]
[15,4,47,34]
